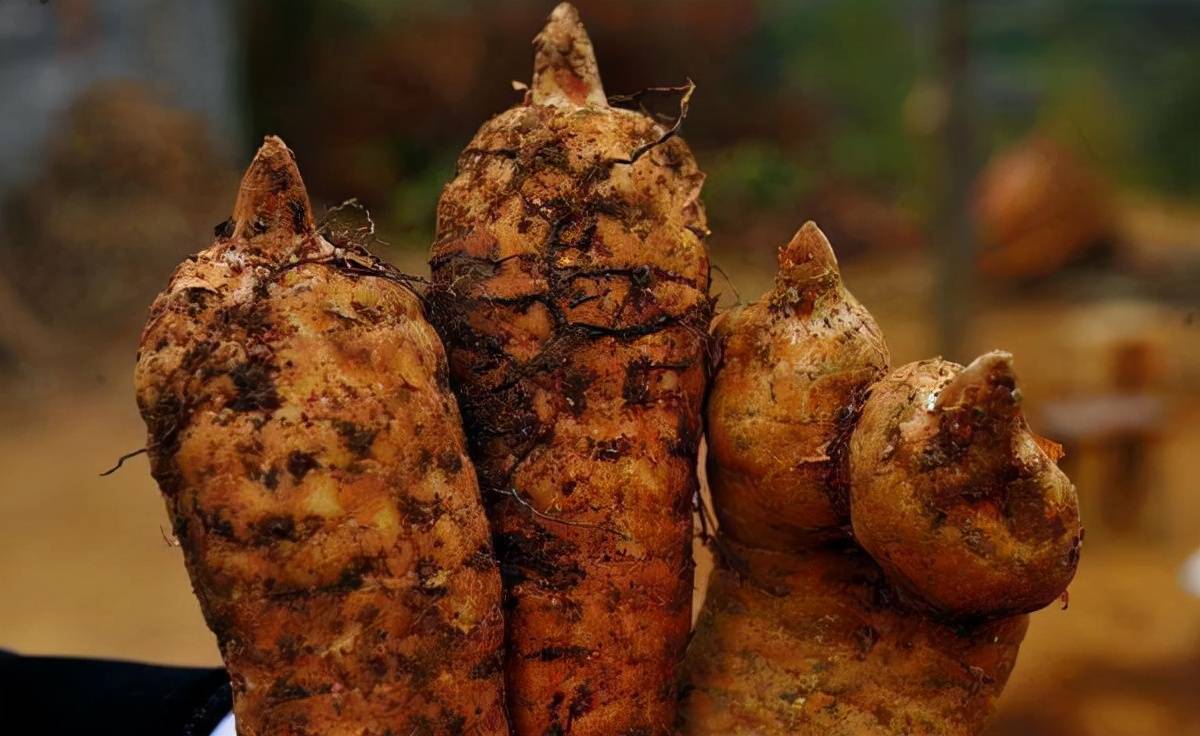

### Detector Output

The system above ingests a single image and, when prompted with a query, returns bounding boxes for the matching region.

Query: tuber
[849,352,1082,618]
[682,541,1028,735]
[135,138,508,735]
[705,222,890,549]
[427,4,710,733]
[682,222,1080,735]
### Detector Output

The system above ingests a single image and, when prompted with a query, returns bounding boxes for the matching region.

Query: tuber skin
[135,138,508,735]
[682,541,1028,736]
[706,222,890,549]
[682,223,1079,735]
[849,353,1083,618]
[428,4,710,733]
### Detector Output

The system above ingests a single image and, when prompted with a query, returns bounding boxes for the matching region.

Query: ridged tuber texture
[683,222,1079,735]
[135,138,507,735]
[849,353,1083,617]
[682,542,1028,736]
[427,4,710,733]
[705,222,890,549]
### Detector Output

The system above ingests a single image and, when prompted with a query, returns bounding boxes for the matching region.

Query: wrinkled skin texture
[706,223,890,550]
[682,542,1028,736]
[428,5,710,734]
[135,138,508,735]
[849,354,1082,618]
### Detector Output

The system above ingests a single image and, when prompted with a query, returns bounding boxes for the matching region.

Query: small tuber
[849,352,1082,618]
[705,222,890,549]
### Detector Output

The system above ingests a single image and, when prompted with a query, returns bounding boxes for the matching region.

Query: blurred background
[0,1,1197,733]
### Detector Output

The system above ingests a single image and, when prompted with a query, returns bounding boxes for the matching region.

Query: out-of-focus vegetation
[236,0,1200,254]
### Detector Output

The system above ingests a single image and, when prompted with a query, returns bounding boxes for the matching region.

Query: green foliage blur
[239,0,1200,251]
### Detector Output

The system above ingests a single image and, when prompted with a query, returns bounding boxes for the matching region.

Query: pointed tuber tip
[231,135,314,242]
[550,2,580,22]
[531,2,607,107]
[935,350,1020,414]
[775,221,841,288]
[960,350,1016,384]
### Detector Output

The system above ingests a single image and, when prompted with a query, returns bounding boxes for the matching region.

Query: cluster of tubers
[680,224,1080,736]
[135,4,1081,735]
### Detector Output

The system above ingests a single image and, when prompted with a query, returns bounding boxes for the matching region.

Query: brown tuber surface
[706,222,890,549]
[682,542,1028,736]
[428,4,710,733]
[135,137,507,735]
[682,223,1080,734]
[849,352,1083,618]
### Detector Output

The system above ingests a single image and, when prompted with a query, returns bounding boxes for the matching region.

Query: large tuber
[136,138,508,735]
[427,4,710,733]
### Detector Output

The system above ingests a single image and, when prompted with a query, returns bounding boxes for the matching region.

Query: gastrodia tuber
[682,222,1080,735]
[427,4,710,734]
[135,137,508,735]
[705,222,890,549]
[848,352,1082,618]
[682,541,1028,735]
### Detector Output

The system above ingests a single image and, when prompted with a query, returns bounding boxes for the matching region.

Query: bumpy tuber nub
[849,354,1082,618]
[531,2,607,107]
[706,222,890,549]
[777,221,840,287]
[230,136,314,249]
[936,350,1019,415]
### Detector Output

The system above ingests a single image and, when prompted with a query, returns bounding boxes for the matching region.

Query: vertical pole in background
[935,0,973,361]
